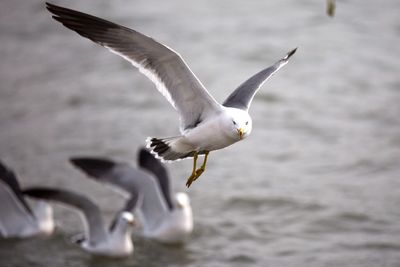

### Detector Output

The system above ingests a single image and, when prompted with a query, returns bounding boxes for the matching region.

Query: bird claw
[185,167,205,187]
[193,168,204,181]
[186,173,196,188]
[186,151,209,187]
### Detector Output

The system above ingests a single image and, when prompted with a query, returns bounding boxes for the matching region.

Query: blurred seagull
[46,2,296,187]
[23,187,140,257]
[69,148,193,244]
[0,161,54,238]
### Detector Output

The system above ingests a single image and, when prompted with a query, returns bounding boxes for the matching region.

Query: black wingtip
[23,187,55,199]
[285,47,298,60]
[46,2,59,13]
[0,160,20,190]
[138,147,165,174]
[46,2,65,10]
[23,187,70,206]
[138,148,154,163]
[69,157,116,179]
[0,160,11,179]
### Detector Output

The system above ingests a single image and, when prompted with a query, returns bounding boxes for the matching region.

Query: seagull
[46,2,297,187]
[69,148,193,244]
[23,187,140,257]
[0,161,55,238]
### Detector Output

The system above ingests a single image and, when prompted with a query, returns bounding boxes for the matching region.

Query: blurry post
[327,0,336,17]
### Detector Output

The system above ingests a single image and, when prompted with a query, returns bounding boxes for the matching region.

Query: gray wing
[46,3,222,131]
[70,157,169,231]
[223,48,297,111]
[23,187,108,245]
[109,191,142,232]
[138,148,174,210]
[0,161,34,217]
[0,181,37,237]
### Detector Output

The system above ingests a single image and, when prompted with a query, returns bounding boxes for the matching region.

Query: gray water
[1,0,400,266]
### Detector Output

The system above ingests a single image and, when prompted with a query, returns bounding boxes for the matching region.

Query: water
[0,0,399,266]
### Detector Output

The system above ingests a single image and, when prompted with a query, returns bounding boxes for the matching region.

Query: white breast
[183,113,239,151]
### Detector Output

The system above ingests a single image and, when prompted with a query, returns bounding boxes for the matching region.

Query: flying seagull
[23,187,140,257]
[69,148,193,244]
[46,2,297,187]
[0,161,54,238]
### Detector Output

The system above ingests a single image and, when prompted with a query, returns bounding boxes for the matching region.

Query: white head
[223,107,252,141]
[119,212,135,229]
[110,211,135,235]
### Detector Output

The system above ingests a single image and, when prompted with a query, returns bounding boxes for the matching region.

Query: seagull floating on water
[0,161,54,238]
[23,187,139,257]
[46,2,296,187]
[70,148,193,244]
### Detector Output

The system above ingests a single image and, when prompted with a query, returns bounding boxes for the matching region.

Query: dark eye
[245,121,249,125]
[232,121,236,125]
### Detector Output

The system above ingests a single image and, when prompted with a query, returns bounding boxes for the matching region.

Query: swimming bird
[23,187,139,257]
[0,161,54,238]
[69,148,193,244]
[46,2,297,187]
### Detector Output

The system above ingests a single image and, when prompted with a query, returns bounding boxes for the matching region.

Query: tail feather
[146,136,192,162]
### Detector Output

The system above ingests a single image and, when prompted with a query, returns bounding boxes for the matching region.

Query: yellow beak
[237,128,244,139]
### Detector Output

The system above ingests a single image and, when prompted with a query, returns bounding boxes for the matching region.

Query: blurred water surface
[0,0,399,266]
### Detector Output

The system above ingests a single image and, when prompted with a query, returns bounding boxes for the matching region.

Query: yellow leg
[185,152,198,187]
[193,151,209,181]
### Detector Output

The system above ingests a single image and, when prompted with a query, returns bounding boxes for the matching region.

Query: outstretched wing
[138,148,174,210]
[70,157,169,231]
[0,161,34,217]
[223,48,297,111]
[0,181,37,237]
[46,2,222,131]
[109,191,142,232]
[23,187,108,245]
